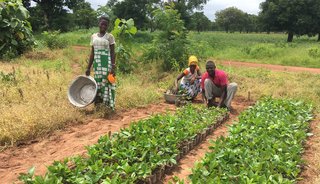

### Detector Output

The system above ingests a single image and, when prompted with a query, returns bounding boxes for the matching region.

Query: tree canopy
[259,0,320,42]
[0,0,35,59]
[215,7,246,33]
[22,0,96,31]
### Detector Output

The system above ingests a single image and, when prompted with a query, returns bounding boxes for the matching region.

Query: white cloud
[86,0,265,21]
[203,0,265,20]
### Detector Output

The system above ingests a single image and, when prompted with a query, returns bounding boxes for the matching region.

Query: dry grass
[0,65,83,146]
[116,74,162,109]
[0,48,165,147]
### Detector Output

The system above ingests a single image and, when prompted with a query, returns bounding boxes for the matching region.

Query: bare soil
[0,103,176,183]
[298,115,320,184]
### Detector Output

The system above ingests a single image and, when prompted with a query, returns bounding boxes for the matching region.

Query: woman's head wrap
[188,55,198,66]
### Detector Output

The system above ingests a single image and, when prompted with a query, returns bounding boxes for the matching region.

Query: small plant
[143,4,189,71]
[111,18,137,74]
[0,71,16,83]
[242,44,277,59]
[42,31,68,50]
[19,105,226,183]
[308,47,320,58]
[189,98,313,183]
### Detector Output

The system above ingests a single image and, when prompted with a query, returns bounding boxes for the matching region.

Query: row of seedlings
[189,98,313,183]
[19,104,229,184]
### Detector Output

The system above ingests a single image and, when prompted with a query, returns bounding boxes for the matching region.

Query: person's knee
[204,78,211,85]
[204,78,213,87]
[229,82,238,92]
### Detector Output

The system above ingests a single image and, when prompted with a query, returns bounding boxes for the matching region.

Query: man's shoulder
[216,69,227,75]
[201,71,209,77]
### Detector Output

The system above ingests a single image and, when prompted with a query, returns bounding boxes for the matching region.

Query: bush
[111,18,138,74]
[42,31,68,49]
[143,5,189,71]
[242,44,277,59]
[308,47,320,58]
[0,0,35,59]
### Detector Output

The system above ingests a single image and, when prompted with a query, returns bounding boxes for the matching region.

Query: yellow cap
[188,55,198,66]
[107,73,116,84]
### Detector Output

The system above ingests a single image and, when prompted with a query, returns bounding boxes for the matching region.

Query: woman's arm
[174,73,185,93]
[196,69,202,79]
[110,44,116,75]
[86,46,94,76]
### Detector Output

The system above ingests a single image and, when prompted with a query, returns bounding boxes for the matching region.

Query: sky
[86,0,265,21]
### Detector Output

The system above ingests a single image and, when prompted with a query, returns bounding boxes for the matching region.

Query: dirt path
[163,96,253,183]
[298,115,320,184]
[217,60,320,74]
[0,103,175,183]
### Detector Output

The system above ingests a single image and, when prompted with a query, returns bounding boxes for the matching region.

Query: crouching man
[201,60,237,110]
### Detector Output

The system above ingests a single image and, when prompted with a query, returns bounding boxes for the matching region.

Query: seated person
[174,55,202,99]
[201,60,237,109]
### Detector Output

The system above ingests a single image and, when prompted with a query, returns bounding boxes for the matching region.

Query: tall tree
[73,1,96,29]
[168,0,208,29]
[259,0,317,42]
[190,12,211,32]
[215,7,246,33]
[22,0,84,31]
[243,14,259,33]
[309,0,320,41]
[112,0,160,30]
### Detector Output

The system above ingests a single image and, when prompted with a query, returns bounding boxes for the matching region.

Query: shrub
[41,31,68,50]
[111,18,137,74]
[308,47,320,58]
[143,4,189,71]
[242,44,277,59]
[0,0,35,59]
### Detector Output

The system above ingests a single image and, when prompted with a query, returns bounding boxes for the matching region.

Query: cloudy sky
[87,0,265,21]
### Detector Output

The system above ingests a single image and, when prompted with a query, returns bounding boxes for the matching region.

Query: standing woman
[85,16,116,110]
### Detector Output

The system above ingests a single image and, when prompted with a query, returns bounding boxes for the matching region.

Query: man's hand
[85,69,90,76]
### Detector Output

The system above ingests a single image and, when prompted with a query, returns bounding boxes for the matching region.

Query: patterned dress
[180,66,201,99]
[90,32,116,109]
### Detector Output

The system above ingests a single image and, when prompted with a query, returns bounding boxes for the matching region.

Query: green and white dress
[90,32,116,109]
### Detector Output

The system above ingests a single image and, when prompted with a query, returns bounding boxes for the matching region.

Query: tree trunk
[43,13,49,30]
[318,33,320,42]
[287,32,294,42]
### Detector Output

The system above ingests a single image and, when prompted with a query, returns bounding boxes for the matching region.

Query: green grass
[187,32,320,68]
[218,64,320,110]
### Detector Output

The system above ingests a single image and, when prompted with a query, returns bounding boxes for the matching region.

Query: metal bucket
[68,75,97,107]
[164,93,187,104]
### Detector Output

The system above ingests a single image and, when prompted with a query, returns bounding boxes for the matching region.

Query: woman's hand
[85,69,90,76]
[190,75,196,84]
[173,85,179,94]
[110,64,116,76]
